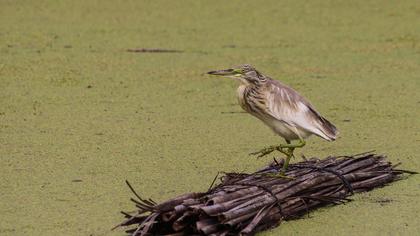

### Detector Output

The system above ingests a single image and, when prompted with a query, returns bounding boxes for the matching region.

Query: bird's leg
[249,139,305,158]
[280,148,294,174]
[250,139,306,178]
[279,139,306,149]
[249,145,289,158]
[280,139,306,174]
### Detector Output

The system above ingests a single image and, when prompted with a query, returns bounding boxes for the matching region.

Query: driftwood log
[115,152,413,236]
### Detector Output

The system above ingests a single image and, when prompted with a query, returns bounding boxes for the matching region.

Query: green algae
[0,0,419,235]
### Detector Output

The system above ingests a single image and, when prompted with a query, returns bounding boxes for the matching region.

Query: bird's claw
[249,145,291,158]
[249,147,277,158]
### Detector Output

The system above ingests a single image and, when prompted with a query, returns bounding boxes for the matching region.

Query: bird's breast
[237,85,267,118]
[236,85,248,111]
[237,85,259,114]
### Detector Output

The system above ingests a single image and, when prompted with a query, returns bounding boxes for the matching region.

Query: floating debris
[127,48,184,53]
[115,153,414,236]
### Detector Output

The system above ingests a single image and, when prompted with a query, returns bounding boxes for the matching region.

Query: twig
[117,153,414,236]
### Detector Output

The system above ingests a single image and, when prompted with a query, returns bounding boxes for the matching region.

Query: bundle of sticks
[115,152,413,236]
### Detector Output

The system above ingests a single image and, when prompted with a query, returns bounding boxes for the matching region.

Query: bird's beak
[207,68,241,76]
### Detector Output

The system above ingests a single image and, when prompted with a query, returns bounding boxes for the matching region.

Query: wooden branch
[115,153,415,236]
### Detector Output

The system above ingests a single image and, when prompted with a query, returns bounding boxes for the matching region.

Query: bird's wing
[264,81,338,141]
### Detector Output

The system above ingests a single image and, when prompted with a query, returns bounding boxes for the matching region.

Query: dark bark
[115,153,414,236]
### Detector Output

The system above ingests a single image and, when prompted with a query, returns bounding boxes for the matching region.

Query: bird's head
[207,64,265,85]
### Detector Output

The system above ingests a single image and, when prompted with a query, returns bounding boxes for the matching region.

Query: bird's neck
[237,82,263,102]
[239,78,266,88]
[246,81,265,89]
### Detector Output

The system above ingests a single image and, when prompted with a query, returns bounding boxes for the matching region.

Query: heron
[208,64,338,174]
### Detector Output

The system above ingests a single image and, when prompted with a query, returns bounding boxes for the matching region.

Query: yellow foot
[249,146,277,158]
[250,145,291,158]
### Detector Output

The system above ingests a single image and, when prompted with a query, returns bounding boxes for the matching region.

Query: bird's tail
[307,106,338,141]
[317,116,338,141]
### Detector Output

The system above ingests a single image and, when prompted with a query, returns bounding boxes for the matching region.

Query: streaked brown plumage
[238,79,337,142]
[208,64,338,173]
[209,64,337,143]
